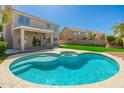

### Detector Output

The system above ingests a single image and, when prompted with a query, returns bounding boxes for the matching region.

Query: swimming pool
[9,52,119,86]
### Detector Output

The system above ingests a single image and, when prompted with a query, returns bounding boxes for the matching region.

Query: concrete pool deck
[0,48,124,88]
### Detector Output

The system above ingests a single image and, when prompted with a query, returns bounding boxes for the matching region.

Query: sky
[14,5,124,35]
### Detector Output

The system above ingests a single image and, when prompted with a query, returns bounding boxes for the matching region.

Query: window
[46,23,51,29]
[78,32,80,36]
[54,27,58,32]
[73,32,78,37]
[73,32,81,37]
[18,16,30,26]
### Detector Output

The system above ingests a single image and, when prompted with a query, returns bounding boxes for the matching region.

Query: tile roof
[64,27,105,34]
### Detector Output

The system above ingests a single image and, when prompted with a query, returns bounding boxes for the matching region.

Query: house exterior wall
[3,24,14,48]
[3,9,59,49]
[60,29,88,40]
[60,28,105,40]
[60,29,74,40]
[12,11,59,31]
[13,30,20,49]
[60,40,106,46]
[60,28,105,46]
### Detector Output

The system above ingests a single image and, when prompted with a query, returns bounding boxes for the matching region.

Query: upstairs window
[18,16,30,26]
[54,27,58,32]
[46,23,51,29]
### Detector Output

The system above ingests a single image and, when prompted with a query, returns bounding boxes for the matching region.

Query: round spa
[59,51,83,69]
[9,52,120,86]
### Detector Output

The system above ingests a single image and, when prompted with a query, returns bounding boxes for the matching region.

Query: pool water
[10,52,119,86]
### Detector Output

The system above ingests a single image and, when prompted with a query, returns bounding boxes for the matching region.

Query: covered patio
[13,26,54,52]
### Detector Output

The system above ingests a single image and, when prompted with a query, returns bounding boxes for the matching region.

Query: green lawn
[60,45,124,52]
[0,54,10,63]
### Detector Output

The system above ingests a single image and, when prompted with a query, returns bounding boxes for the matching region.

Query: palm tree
[0,5,13,25]
[112,22,124,46]
[0,5,13,41]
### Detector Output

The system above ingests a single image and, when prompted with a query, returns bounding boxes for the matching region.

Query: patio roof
[13,26,54,33]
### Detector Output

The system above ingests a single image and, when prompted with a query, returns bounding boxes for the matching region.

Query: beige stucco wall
[60,40,106,46]
[13,30,20,49]
[3,24,14,48]
[3,10,59,49]
[60,29,105,40]
[60,29,74,40]
[12,11,59,31]
[60,28,105,46]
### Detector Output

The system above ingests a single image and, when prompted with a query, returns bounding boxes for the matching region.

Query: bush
[106,35,116,45]
[0,42,8,55]
[0,24,3,32]
[115,37,123,46]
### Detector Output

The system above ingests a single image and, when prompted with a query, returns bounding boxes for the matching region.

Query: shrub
[115,37,123,46]
[106,35,116,45]
[106,35,123,47]
[0,41,8,55]
[0,24,3,32]
[88,32,96,40]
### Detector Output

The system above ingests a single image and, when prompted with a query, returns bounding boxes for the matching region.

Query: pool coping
[0,48,124,88]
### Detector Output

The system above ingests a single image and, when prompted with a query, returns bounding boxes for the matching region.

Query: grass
[0,45,124,63]
[60,45,124,52]
[0,54,10,63]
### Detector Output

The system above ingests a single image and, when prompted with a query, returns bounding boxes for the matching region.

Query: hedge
[0,41,8,54]
[106,35,116,45]
[0,24,2,32]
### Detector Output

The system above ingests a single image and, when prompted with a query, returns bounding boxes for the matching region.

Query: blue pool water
[10,52,119,86]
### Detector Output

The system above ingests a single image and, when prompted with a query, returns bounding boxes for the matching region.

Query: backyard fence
[60,40,106,46]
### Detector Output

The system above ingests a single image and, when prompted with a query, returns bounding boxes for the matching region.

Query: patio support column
[20,28,25,52]
[50,33,54,46]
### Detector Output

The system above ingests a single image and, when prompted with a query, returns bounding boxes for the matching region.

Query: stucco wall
[60,40,106,46]
[13,30,20,49]
[3,24,14,48]
[12,11,59,31]
[3,10,59,49]
[60,29,105,40]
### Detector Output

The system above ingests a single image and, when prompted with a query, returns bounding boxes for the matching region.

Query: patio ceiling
[13,26,54,33]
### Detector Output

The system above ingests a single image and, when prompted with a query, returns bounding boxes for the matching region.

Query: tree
[112,22,124,46]
[88,32,96,40]
[0,6,13,41]
[115,37,123,46]
[0,5,13,25]
[106,35,116,45]
[0,24,2,32]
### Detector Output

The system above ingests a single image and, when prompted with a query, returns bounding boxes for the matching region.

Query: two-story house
[60,27,105,40]
[3,8,60,52]
[60,27,105,46]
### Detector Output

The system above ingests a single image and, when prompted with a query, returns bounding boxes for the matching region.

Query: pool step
[11,64,32,75]
[10,61,31,70]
